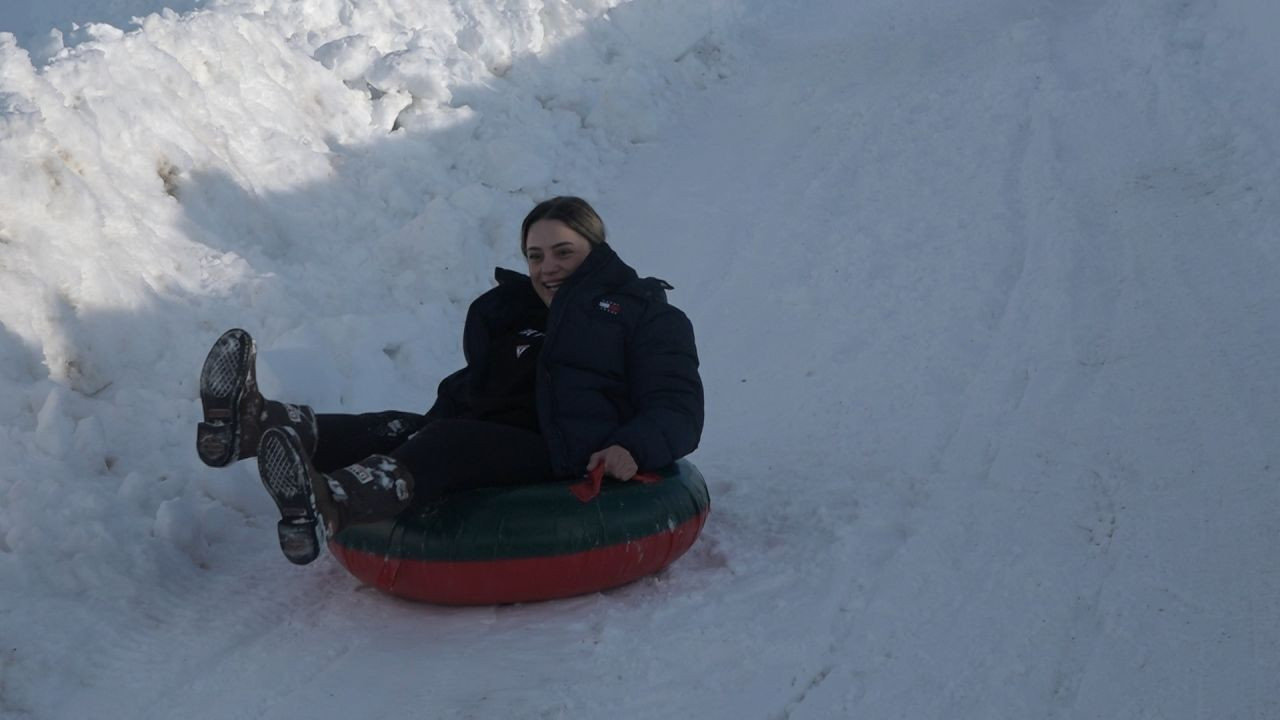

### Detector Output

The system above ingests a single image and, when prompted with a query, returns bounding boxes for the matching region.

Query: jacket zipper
[541,286,573,476]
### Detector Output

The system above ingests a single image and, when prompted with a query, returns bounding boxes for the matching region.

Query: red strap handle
[570,464,661,502]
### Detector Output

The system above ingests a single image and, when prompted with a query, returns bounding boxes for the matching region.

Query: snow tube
[327,459,710,605]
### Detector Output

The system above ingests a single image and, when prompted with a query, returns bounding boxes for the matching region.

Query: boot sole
[257,427,322,565]
[197,328,255,467]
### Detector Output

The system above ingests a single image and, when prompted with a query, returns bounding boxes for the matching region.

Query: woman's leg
[196,329,429,471]
[271,418,549,540]
[388,418,553,506]
[311,411,430,473]
[254,418,552,564]
[255,425,414,565]
[197,328,317,467]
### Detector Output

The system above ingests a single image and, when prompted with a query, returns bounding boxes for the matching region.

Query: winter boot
[196,328,317,467]
[257,426,415,564]
[256,426,326,565]
[320,454,416,529]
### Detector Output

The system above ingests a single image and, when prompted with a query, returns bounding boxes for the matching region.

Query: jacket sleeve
[425,366,469,420]
[606,303,704,470]
[425,291,492,419]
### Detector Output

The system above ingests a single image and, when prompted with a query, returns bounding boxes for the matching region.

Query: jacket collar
[494,242,636,294]
[495,266,532,286]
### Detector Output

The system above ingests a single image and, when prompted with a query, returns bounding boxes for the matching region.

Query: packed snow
[2,0,1278,717]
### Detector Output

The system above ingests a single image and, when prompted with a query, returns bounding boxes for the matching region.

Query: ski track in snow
[3,0,1280,717]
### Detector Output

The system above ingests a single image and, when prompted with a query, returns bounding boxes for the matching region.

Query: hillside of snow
[2,0,1279,718]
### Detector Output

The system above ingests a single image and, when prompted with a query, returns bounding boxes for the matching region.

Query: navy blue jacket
[426,243,704,478]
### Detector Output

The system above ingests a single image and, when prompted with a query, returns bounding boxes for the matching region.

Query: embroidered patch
[349,464,375,485]
[597,299,622,315]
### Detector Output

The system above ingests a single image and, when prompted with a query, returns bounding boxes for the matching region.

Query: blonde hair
[521,196,606,254]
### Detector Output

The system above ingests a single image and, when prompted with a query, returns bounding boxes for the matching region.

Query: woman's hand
[587,444,638,481]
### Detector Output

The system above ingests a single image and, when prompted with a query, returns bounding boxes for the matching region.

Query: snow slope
[611,2,1280,716]
[2,0,1279,718]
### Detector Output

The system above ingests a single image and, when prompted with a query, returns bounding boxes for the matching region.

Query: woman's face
[524,219,594,306]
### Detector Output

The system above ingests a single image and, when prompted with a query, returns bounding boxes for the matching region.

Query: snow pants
[311,412,554,507]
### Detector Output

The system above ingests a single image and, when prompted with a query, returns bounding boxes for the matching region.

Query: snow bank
[0,0,738,712]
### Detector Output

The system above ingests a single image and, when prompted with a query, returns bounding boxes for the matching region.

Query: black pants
[312,412,553,507]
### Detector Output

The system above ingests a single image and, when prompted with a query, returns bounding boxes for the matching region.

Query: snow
[1,0,1278,717]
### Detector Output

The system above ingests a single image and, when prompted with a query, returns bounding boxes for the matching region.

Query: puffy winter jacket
[426,242,704,477]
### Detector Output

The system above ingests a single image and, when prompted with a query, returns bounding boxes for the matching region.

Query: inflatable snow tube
[328,459,710,605]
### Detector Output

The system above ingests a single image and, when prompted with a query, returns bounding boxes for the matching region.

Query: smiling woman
[523,198,604,306]
[197,196,707,581]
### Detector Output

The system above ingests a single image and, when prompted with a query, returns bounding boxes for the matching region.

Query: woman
[196,197,704,565]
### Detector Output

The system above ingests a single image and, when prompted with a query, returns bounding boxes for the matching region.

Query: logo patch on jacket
[597,299,622,315]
